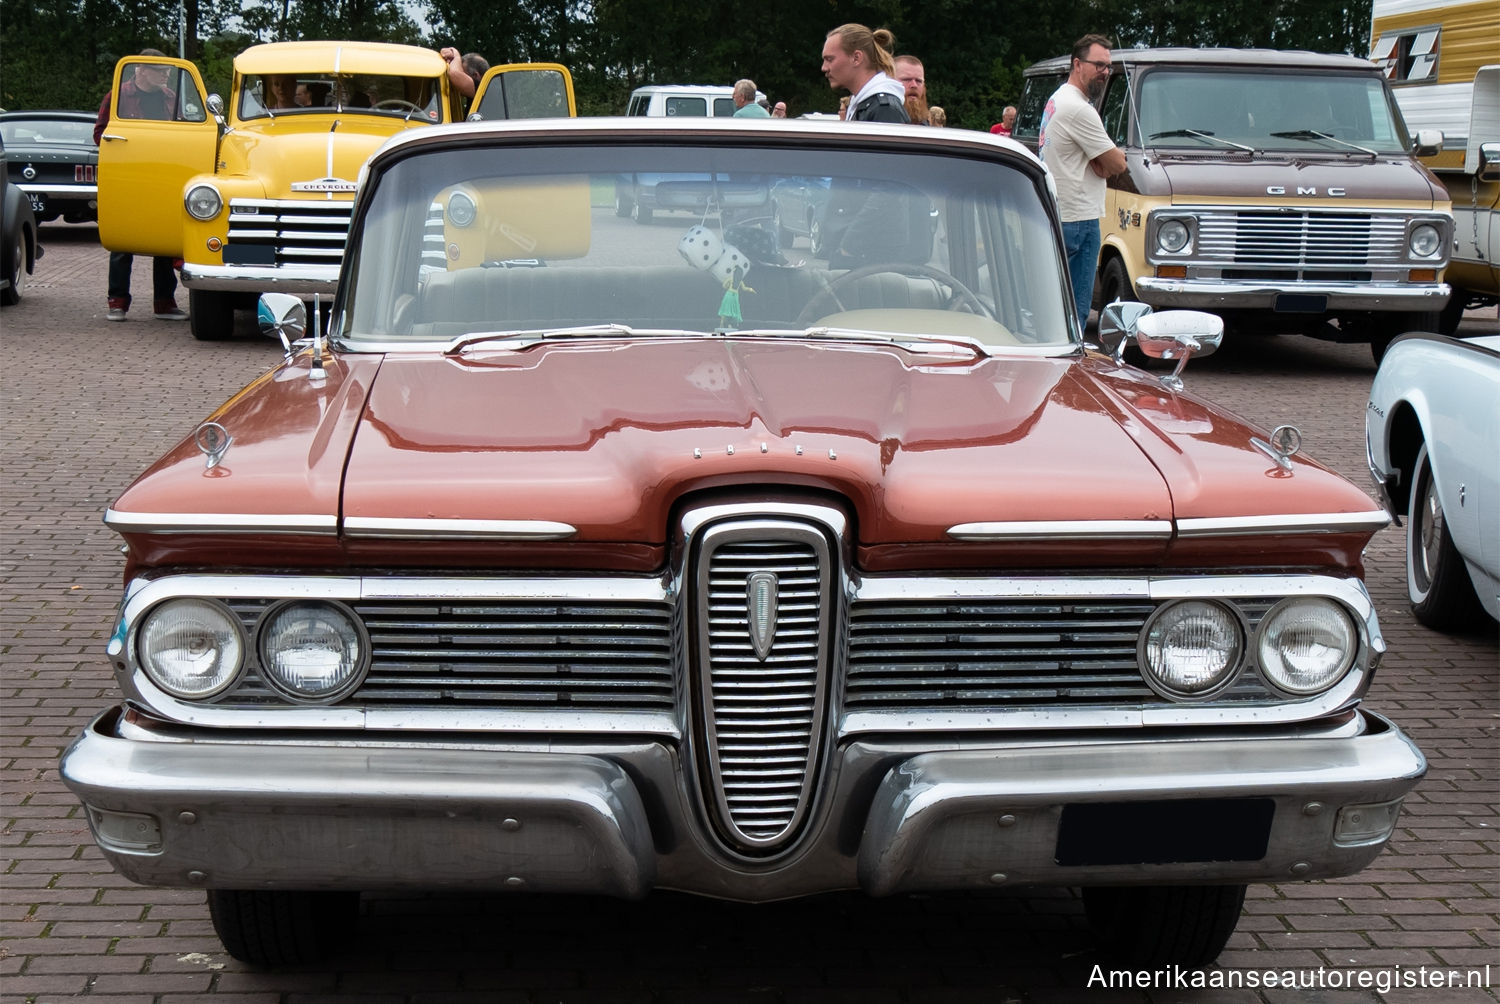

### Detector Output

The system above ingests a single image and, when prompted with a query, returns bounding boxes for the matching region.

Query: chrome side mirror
[206,93,229,132]
[1413,128,1443,158]
[1097,300,1153,360]
[1478,142,1500,184]
[258,292,306,359]
[1135,310,1224,392]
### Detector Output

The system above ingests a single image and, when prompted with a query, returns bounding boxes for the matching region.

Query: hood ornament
[1251,424,1302,471]
[195,421,233,470]
[746,571,779,661]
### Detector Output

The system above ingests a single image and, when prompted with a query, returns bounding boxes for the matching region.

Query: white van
[626,85,765,118]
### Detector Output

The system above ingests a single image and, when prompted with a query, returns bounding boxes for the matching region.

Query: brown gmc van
[1017,48,1454,359]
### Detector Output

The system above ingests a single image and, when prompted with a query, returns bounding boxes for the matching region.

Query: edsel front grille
[847,597,1279,708]
[226,198,353,267]
[694,523,832,852]
[1193,210,1409,267]
[225,598,674,709]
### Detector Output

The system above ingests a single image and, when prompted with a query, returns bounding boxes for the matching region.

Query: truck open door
[470,64,576,121]
[97,56,215,257]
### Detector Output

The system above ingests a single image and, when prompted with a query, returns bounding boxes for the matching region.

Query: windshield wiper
[1148,129,1255,152]
[734,326,990,357]
[1269,130,1378,158]
[444,323,700,355]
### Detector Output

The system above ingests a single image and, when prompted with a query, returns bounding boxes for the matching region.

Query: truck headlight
[1257,598,1356,695]
[1140,600,1243,699]
[447,190,477,228]
[1408,223,1441,259]
[137,599,244,698]
[1156,219,1191,254]
[185,184,223,221]
[258,602,367,702]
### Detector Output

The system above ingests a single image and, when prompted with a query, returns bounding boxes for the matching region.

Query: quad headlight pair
[1141,597,1358,700]
[136,599,366,702]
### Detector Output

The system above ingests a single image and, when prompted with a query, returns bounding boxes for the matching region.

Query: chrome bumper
[61,707,1424,897]
[180,263,339,296]
[1135,278,1451,312]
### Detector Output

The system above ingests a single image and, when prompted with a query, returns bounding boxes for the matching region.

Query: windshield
[340,140,1073,349]
[240,72,443,122]
[1,118,95,145]
[1137,69,1410,153]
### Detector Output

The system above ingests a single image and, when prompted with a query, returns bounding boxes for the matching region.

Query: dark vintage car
[0,109,99,224]
[61,118,1425,970]
[1,135,42,305]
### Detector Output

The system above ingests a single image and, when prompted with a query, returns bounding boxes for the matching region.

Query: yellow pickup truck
[97,41,573,341]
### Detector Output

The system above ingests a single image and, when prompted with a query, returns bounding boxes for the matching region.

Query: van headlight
[185,184,223,221]
[258,602,367,702]
[1408,223,1441,259]
[137,599,244,698]
[1140,601,1244,699]
[1156,219,1192,255]
[1257,598,1357,695]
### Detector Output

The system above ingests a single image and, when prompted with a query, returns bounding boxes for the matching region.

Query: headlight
[137,599,244,698]
[259,602,367,702]
[1157,219,1191,254]
[1140,600,1243,699]
[1257,598,1357,695]
[185,184,223,221]
[447,190,477,228]
[1408,223,1441,259]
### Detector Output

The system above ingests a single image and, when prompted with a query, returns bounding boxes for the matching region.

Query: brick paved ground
[2,227,1496,1003]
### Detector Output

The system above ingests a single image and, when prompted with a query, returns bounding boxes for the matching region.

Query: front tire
[1407,444,1488,631]
[208,889,359,967]
[1083,884,1246,968]
[189,289,236,341]
[1,232,26,306]
[1097,255,1136,306]
[631,200,653,225]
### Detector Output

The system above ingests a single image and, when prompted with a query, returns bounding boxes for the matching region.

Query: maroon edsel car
[61,118,1424,969]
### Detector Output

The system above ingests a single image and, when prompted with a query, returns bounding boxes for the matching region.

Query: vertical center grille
[693,519,833,854]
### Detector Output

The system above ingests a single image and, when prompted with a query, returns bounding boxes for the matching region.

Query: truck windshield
[240,73,443,122]
[1137,70,1410,153]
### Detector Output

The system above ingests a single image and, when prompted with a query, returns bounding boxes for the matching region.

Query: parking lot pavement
[2,226,1496,1003]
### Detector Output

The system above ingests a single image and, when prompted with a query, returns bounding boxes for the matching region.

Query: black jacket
[851,92,908,123]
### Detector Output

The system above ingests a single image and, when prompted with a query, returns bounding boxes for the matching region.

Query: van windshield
[1137,69,1410,154]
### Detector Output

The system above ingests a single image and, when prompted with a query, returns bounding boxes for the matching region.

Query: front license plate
[1273,293,1328,313]
[1055,798,1274,866]
[27,193,46,215]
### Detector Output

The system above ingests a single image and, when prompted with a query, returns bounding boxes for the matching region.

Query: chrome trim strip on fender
[1175,511,1390,537]
[103,509,338,535]
[946,519,1173,541]
[343,516,577,540]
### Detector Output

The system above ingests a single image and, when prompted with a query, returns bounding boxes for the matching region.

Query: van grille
[1194,210,1410,267]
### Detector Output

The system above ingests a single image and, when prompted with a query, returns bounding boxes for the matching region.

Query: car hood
[218,119,419,191]
[1154,154,1446,206]
[110,339,1382,571]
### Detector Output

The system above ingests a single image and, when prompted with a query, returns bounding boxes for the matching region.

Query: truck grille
[1194,210,1409,267]
[847,597,1279,708]
[692,521,833,853]
[225,598,674,710]
[226,198,354,267]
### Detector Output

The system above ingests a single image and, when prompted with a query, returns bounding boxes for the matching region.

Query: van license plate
[1274,293,1327,313]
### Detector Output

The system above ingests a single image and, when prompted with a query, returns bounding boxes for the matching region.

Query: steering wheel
[373,98,425,119]
[795,262,992,327]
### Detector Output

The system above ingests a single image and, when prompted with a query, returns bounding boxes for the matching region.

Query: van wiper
[1270,130,1378,158]
[1148,129,1255,153]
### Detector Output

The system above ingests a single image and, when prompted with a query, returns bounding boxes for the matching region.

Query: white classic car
[1367,332,1500,630]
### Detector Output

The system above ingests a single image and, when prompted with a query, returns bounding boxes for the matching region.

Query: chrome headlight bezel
[185,183,223,221]
[1156,218,1193,255]
[135,597,246,699]
[1138,599,1246,701]
[1407,222,1442,260]
[255,600,370,704]
[1255,596,1358,696]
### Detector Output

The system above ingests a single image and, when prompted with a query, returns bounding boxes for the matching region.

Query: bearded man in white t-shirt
[1039,34,1127,331]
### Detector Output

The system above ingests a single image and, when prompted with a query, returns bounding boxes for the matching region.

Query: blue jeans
[1061,219,1101,331]
[107,252,177,308]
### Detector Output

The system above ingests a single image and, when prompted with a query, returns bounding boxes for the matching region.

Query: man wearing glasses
[1039,34,1126,331]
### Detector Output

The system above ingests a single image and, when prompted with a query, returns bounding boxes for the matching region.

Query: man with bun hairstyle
[821,24,908,123]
